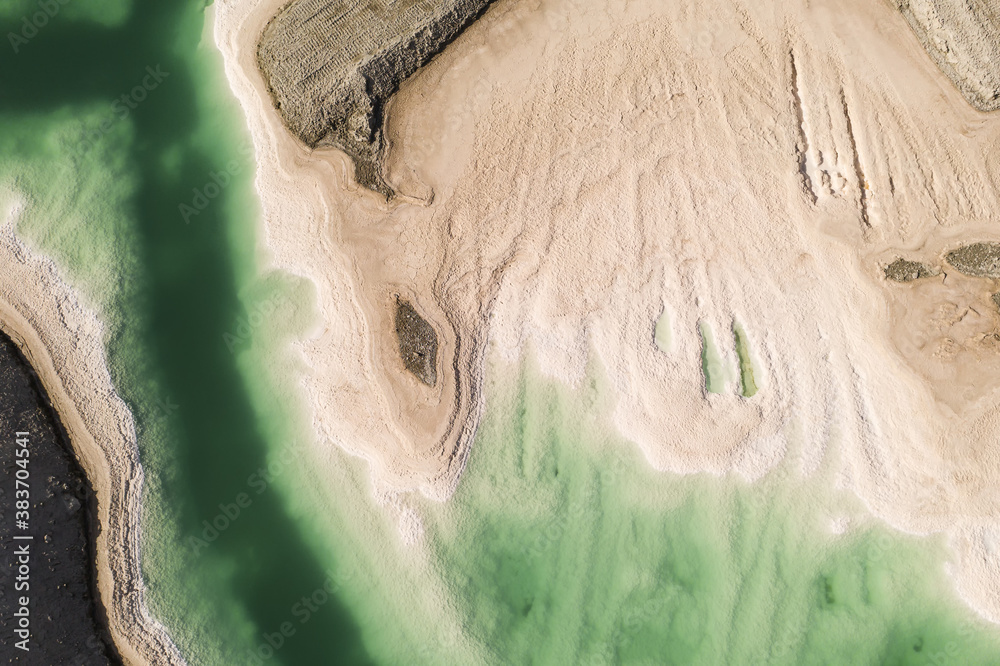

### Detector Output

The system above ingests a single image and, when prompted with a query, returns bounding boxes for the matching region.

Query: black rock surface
[0,330,120,665]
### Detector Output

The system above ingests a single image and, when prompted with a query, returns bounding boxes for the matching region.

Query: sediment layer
[896,0,1000,111]
[256,0,494,195]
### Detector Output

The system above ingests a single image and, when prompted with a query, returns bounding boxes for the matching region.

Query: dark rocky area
[945,242,1000,278]
[0,330,120,665]
[883,258,939,282]
[257,0,495,197]
[395,300,438,387]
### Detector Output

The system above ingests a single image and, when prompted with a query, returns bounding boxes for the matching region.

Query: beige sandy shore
[216,0,1000,623]
[0,199,184,664]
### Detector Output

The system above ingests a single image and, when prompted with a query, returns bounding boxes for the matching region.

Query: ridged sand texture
[256,0,493,196]
[222,0,1000,626]
[897,0,1000,111]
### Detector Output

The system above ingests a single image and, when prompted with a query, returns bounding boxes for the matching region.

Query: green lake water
[2,2,1000,665]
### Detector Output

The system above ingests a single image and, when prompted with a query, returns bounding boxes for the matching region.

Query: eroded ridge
[896,0,1000,111]
[257,0,493,196]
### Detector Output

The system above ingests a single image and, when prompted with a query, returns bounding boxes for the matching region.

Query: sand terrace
[217,0,1000,623]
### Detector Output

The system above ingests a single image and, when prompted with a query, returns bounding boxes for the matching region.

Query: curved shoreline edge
[895,0,1000,112]
[217,0,1000,631]
[215,0,493,508]
[0,206,184,665]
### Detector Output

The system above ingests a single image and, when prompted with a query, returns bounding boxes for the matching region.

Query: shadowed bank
[0,0,373,662]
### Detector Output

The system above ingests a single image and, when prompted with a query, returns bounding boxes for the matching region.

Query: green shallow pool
[421,358,1000,665]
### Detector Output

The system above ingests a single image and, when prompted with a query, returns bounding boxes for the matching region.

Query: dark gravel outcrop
[257,0,494,197]
[884,258,939,282]
[945,242,1000,278]
[395,300,438,387]
[0,331,120,665]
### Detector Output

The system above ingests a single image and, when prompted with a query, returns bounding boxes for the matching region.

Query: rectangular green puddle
[699,322,726,394]
[733,322,758,398]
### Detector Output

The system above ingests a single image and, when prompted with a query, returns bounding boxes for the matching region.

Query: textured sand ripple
[217,0,1000,624]
[0,197,184,665]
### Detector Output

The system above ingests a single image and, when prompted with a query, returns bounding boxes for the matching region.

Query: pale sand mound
[216,0,1000,622]
[0,197,184,665]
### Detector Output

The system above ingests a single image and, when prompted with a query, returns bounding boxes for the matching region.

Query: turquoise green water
[1,1,369,662]
[2,3,1000,665]
[425,359,1000,665]
[0,0,128,28]
[732,321,758,398]
[699,322,728,394]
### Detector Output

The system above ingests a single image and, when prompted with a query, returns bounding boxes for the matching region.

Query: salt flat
[217,0,1000,626]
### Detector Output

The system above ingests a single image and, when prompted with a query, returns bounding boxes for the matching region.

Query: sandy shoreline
[214,0,489,509]
[0,199,184,665]
[215,0,1000,625]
